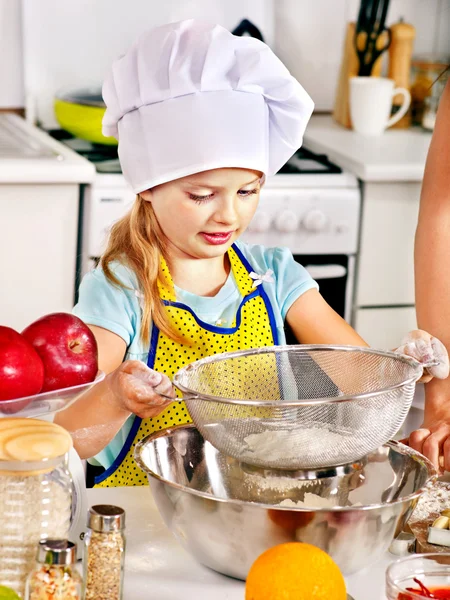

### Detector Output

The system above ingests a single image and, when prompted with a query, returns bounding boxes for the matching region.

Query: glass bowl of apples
[0,313,104,418]
[386,554,450,599]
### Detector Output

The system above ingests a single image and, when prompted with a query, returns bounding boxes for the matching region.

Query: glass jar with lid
[83,505,126,600]
[410,53,450,126]
[25,540,82,600]
[0,419,73,598]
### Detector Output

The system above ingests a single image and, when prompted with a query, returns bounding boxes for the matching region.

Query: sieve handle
[157,384,200,403]
[422,359,440,369]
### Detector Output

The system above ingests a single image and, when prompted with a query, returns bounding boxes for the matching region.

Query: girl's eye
[189,193,214,204]
[238,188,259,197]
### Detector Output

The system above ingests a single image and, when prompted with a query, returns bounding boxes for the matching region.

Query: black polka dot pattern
[96,247,276,487]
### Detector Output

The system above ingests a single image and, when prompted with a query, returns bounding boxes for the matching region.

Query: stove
[49,129,361,325]
[48,129,344,177]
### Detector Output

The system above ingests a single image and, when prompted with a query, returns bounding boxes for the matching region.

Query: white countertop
[87,487,393,600]
[304,115,433,183]
[0,114,95,184]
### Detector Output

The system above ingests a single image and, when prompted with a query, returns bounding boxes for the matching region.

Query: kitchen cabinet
[0,114,94,330]
[356,181,420,307]
[1,184,80,330]
[304,116,431,349]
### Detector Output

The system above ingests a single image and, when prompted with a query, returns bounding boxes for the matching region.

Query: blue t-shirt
[73,241,318,469]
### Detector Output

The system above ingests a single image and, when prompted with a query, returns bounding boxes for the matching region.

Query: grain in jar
[83,505,126,600]
[0,419,73,598]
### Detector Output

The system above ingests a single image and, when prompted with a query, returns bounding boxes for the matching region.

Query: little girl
[55,19,448,485]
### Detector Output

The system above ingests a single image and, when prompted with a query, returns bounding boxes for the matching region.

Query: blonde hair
[101,194,184,345]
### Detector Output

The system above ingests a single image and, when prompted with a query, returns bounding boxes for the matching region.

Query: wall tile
[274,0,348,111]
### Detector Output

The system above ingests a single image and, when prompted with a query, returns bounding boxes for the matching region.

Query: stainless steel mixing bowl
[135,425,436,579]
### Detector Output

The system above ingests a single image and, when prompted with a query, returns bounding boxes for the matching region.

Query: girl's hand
[394,329,449,382]
[106,360,175,418]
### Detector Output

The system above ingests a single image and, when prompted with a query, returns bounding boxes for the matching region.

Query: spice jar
[83,505,126,600]
[410,53,450,125]
[25,540,81,600]
[0,419,73,598]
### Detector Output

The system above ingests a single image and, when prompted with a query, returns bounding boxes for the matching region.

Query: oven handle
[305,264,347,280]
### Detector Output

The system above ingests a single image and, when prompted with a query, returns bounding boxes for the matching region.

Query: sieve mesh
[173,346,421,470]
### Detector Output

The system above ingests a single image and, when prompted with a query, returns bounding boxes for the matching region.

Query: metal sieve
[168,345,428,470]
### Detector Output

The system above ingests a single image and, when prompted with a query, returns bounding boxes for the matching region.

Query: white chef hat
[102,19,314,193]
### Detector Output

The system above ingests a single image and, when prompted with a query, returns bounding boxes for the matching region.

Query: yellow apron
[95,244,279,487]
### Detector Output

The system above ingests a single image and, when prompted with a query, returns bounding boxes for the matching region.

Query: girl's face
[140,168,262,260]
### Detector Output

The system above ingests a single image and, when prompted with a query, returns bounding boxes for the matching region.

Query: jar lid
[87,505,126,532]
[0,419,72,472]
[37,540,77,565]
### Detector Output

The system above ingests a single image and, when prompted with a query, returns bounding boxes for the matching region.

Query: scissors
[354,0,392,76]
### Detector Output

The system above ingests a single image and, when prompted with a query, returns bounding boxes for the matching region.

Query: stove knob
[247,212,272,233]
[274,210,299,233]
[336,222,349,234]
[302,209,328,233]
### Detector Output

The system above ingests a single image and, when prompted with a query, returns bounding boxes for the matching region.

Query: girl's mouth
[200,231,234,245]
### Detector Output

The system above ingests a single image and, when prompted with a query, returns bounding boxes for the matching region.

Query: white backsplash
[0,0,448,115]
[275,0,450,111]
[0,0,24,107]
[20,0,274,128]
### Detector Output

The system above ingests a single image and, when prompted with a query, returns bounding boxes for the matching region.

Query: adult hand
[409,422,450,472]
[106,360,175,419]
[394,329,449,382]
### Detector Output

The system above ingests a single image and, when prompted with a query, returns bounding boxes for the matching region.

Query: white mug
[349,77,411,135]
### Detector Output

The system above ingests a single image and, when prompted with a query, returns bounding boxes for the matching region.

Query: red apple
[22,313,98,392]
[0,326,45,405]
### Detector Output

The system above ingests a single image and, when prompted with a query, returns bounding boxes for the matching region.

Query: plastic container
[25,540,82,600]
[0,420,73,597]
[83,505,126,600]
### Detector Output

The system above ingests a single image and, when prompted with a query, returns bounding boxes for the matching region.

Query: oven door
[285,254,355,345]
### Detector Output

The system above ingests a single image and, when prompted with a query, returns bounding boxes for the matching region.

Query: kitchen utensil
[333,22,385,128]
[388,20,416,128]
[350,77,411,135]
[135,425,436,577]
[165,345,426,470]
[231,19,265,41]
[386,554,450,599]
[54,88,116,146]
[0,371,104,418]
[354,0,392,76]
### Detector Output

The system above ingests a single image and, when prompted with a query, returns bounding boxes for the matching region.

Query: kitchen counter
[304,115,432,183]
[0,114,94,183]
[88,487,393,600]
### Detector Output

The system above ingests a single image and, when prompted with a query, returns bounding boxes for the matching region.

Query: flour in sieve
[242,427,348,462]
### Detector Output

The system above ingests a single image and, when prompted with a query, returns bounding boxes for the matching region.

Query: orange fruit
[245,542,347,600]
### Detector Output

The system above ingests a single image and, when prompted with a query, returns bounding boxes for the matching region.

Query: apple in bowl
[0,327,44,405]
[22,313,98,392]
[0,313,99,415]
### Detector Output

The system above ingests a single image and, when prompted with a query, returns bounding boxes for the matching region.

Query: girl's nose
[213,197,238,225]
